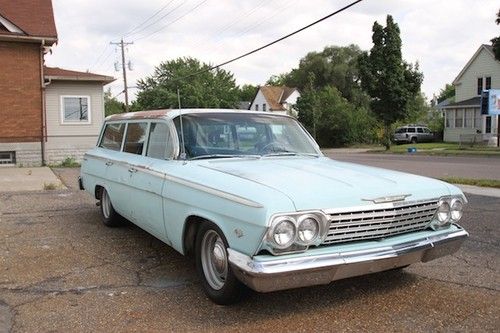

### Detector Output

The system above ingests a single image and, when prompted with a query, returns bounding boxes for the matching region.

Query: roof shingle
[0,0,57,41]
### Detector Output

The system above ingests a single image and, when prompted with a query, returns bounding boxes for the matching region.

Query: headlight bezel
[263,211,329,255]
[431,195,465,230]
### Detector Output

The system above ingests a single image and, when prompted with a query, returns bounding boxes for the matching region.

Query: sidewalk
[0,167,65,192]
[456,184,500,198]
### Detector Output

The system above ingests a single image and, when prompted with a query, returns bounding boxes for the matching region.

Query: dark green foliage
[237,84,258,101]
[358,15,423,149]
[104,88,125,116]
[270,45,370,108]
[491,9,500,61]
[437,84,455,104]
[134,57,239,110]
[296,86,376,147]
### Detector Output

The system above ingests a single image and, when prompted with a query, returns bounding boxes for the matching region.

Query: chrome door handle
[105,161,113,166]
[128,167,138,173]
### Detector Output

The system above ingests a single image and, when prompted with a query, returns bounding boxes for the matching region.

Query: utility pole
[110,39,133,111]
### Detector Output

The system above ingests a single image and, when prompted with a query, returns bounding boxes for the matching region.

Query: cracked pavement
[0,168,499,332]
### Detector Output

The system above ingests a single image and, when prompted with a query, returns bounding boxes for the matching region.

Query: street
[0,167,498,332]
[323,151,500,180]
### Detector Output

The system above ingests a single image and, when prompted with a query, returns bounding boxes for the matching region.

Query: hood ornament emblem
[362,194,412,204]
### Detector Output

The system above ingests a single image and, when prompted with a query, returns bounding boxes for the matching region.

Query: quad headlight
[265,212,328,254]
[432,196,465,229]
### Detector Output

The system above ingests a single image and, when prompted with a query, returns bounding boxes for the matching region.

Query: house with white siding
[442,44,500,143]
[43,67,115,163]
[249,86,300,116]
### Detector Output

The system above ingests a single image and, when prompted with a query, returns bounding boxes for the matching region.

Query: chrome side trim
[163,174,263,208]
[83,153,263,208]
[228,225,468,292]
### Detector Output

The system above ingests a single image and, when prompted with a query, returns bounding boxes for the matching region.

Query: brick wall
[0,41,42,143]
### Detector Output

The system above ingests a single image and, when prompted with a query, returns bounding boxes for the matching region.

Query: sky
[46,0,500,103]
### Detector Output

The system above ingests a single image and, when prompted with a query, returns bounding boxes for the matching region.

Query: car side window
[123,122,148,155]
[146,122,174,159]
[423,128,431,133]
[407,128,416,133]
[417,128,423,133]
[100,123,126,151]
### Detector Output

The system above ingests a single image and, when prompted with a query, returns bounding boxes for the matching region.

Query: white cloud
[47,0,500,102]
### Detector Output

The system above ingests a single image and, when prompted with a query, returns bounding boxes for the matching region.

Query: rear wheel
[99,188,124,227]
[195,221,246,305]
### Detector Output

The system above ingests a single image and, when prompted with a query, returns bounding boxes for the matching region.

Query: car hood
[198,156,452,211]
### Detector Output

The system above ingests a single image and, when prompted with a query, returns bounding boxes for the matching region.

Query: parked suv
[393,125,434,144]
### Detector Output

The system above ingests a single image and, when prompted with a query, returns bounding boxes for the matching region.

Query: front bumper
[228,225,468,292]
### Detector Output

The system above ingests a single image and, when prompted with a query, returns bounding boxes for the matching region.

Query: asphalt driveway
[0,168,498,332]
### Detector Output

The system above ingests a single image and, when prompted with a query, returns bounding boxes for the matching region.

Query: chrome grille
[323,200,438,244]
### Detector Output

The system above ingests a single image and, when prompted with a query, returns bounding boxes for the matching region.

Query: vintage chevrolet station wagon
[79,109,468,304]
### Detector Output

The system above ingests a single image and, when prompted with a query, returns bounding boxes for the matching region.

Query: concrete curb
[456,184,500,198]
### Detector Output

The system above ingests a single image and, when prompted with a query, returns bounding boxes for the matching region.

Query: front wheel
[195,222,246,305]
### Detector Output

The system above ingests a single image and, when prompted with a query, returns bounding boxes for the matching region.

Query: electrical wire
[125,0,187,39]
[177,0,364,81]
[122,0,176,37]
[132,0,209,42]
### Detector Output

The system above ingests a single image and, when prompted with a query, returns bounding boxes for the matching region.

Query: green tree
[297,85,376,147]
[436,83,455,103]
[491,9,500,61]
[237,84,258,101]
[134,57,239,110]
[266,73,288,86]
[104,88,125,116]
[268,45,370,108]
[358,15,423,149]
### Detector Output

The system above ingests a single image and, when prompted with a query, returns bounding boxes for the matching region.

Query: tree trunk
[383,123,391,150]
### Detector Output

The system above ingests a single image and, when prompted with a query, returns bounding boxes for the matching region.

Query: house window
[0,151,15,165]
[255,104,259,111]
[477,78,483,95]
[464,109,474,128]
[486,116,492,133]
[61,96,90,123]
[455,109,463,128]
[263,103,267,112]
[474,108,482,128]
[485,77,491,90]
[445,110,454,128]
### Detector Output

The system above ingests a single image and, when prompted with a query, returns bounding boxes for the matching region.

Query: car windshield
[173,113,319,159]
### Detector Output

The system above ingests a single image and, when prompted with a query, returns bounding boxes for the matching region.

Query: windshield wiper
[190,154,260,160]
[261,152,320,158]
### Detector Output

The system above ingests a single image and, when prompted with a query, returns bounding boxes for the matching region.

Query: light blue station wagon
[79,109,468,304]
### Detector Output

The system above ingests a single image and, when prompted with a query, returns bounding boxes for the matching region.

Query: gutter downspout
[40,40,46,166]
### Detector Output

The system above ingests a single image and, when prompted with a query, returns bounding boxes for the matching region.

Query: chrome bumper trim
[228,226,468,293]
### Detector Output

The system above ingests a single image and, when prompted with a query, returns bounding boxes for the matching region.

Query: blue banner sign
[481,89,500,116]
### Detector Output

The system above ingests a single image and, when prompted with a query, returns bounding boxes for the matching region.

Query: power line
[125,0,187,39]
[132,0,208,42]
[177,0,364,81]
[122,0,176,37]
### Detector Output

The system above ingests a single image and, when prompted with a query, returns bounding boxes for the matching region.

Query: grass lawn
[368,142,500,156]
[439,177,500,189]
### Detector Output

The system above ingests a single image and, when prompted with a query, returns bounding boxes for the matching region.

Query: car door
[125,121,173,243]
[97,122,131,216]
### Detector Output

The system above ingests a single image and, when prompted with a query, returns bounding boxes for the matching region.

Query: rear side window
[407,128,416,133]
[100,123,125,151]
[147,122,174,159]
[417,128,423,133]
[123,122,148,155]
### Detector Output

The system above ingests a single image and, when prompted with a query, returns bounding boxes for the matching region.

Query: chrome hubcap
[201,230,228,290]
[102,190,111,218]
